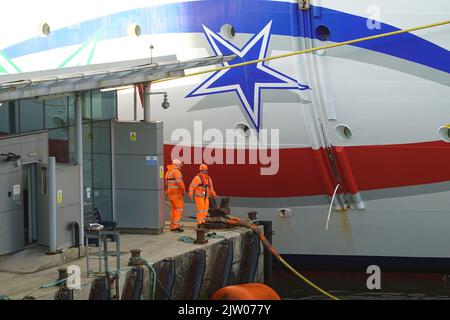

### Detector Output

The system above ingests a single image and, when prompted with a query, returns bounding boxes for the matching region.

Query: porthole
[315,25,330,41]
[127,23,142,37]
[38,22,51,37]
[438,126,450,143]
[220,24,236,40]
[336,124,353,141]
[234,122,251,139]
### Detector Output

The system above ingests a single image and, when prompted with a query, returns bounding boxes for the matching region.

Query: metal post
[133,85,137,121]
[48,157,57,253]
[75,93,85,246]
[143,82,151,122]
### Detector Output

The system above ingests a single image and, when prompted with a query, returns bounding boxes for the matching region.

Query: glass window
[92,90,117,120]
[93,188,113,221]
[92,121,111,154]
[48,127,74,164]
[45,97,69,129]
[68,93,91,125]
[0,101,19,136]
[83,153,94,215]
[92,120,112,220]
[20,99,44,133]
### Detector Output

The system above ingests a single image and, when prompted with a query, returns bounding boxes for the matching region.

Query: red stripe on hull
[164,141,450,198]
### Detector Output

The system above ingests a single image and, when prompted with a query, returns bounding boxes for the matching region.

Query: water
[271,270,450,300]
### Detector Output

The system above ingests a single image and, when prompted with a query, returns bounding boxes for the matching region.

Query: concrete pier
[0,222,263,300]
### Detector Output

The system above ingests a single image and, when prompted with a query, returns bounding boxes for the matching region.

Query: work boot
[170,227,184,233]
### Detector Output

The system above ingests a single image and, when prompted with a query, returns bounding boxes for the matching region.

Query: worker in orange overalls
[188,164,218,228]
[165,159,186,232]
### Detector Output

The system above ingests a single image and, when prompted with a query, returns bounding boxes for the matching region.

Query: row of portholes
[37,22,331,41]
[38,22,236,39]
[38,22,143,38]
[233,122,450,143]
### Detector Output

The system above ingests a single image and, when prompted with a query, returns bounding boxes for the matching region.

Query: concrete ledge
[0,245,85,274]
[0,223,264,300]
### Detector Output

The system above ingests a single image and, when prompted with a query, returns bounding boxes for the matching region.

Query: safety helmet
[172,159,183,166]
[199,164,208,171]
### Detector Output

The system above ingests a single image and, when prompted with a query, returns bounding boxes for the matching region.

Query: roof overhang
[0,54,236,101]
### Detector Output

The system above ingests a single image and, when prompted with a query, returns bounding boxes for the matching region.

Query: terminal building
[0,55,232,256]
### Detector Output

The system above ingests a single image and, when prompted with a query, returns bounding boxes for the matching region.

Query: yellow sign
[57,190,63,204]
[160,166,164,179]
[129,131,137,142]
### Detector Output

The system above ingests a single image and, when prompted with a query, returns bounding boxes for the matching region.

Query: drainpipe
[75,93,84,245]
[48,156,57,253]
[143,82,151,122]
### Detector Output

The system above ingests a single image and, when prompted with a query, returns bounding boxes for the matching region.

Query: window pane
[48,127,74,164]
[45,97,68,129]
[92,90,117,120]
[20,99,44,133]
[68,93,91,125]
[0,101,19,136]
[83,153,94,215]
[92,121,110,154]
[93,188,113,221]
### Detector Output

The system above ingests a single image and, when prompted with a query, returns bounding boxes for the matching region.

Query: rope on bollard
[22,277,69,300]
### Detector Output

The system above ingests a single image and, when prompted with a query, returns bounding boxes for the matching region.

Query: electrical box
[112,120,165,234]
[38,164,82,250]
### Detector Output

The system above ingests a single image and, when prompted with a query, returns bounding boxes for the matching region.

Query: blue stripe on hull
[3,1,449,73]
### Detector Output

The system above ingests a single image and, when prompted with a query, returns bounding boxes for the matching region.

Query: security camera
[161,94,170,109]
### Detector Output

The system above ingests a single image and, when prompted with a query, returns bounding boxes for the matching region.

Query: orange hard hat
[199,164,208,171]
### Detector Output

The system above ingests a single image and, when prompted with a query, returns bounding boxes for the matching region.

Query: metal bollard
[54,268,74,300]
[247,211,258,222]
[122,249,151,300]
[128,249,144,266]
[194,228,208,244]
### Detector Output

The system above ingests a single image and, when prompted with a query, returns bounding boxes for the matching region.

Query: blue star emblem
[186,21,310,130]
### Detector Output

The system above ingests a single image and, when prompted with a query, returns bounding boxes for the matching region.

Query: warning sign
[160,166,164,179]
[129,131,137,142]
[57,190,63,204]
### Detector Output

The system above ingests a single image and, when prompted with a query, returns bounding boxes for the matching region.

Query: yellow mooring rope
[206,216,340,300]
[277,256,339,300]
[153,20,450,84]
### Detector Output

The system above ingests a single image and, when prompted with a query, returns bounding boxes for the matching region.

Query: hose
[205,216,340,300]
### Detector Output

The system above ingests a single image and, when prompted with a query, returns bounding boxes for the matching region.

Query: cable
[22,277,69,299]
[206,216,340,300]
[326,184,340,231]
[153,20,450,84]
[277,255,339,300]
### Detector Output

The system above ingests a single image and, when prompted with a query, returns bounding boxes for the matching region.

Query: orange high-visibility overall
[165,164,186,230]
[188,173,217,226]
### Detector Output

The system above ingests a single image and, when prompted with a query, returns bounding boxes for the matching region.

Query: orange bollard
[210,283,281,300]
